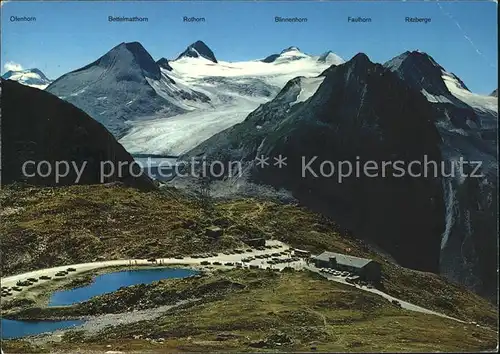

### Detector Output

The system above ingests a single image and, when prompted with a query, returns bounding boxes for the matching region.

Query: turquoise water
[1,318,83,339]
[1,267,197,339]
[48,267,197,306]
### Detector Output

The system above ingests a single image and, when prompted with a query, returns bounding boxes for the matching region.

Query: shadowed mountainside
[1,79,155,190]
[186,53,445,275]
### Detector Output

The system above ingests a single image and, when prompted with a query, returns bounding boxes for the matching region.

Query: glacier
[120,48,344,155]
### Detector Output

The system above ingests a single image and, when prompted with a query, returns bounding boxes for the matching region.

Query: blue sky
[1,1,497,94]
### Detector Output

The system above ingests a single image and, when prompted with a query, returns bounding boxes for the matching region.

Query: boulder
[249,340,267,348]
[216,332,240,341]
[205,226,223,238]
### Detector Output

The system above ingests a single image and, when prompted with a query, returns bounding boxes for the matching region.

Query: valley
[0,184,497,329]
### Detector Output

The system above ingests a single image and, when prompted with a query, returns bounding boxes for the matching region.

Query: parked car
[67,267,77,272]
[391,300,402,308]
[39,275,52,280]
[16,280,32,287]
[213,261,222,266]
[346,277,356,284]
[200,261,210,265]
[12,286,22,292]
[55,272,67,277]
[341,271,350,277]
[174,256,184,260]
[27,278,38,282]
[224,262,234,266]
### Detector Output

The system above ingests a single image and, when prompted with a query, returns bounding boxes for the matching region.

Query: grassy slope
[0,184,497,328]
[0,184,241,276]
[6,270,496,353]
[217,199,498,327]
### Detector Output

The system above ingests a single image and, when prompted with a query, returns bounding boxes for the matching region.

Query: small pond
[1,318,83,340]
[48,267,197,306]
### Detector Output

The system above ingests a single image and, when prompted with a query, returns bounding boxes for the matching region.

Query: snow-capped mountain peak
[99,41,161,80]
[2,68,52,89]
[279,46,308,58]
[261,46,310,64]
[317,51,345,65]
[281,46,301,54]
[384,50,495,116]
[385,50,443,72]
[384,50,452,96]
[175,40,218,63]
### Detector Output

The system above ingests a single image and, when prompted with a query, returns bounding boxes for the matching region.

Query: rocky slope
[1,79,155,190]
[156,57,173,71]
[384,51,493,136]
[385,51,498,298]
[186,53,445,273]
